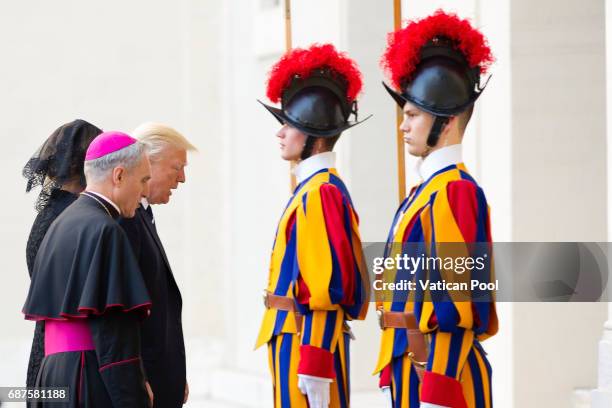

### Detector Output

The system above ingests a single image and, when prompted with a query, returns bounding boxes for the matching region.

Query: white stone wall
[510,0,607,407]
[0,1,608,407]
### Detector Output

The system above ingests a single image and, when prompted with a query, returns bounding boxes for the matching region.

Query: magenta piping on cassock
[23,301,152,321]
[98,357,141,372]
[76,302,152,316]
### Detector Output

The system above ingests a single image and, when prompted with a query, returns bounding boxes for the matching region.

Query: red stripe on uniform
[446,180,478,243]
[320,184,355,305]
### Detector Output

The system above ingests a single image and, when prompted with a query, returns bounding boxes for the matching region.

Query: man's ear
[443,116,458,135]
[112,166,125,186]
[312,137,327,153]
[433,116,458,148]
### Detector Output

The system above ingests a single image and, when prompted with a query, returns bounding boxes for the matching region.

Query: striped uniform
[375,163,498,408]
[256,167,369,407]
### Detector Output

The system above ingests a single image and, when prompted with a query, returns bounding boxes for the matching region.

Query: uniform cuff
[420,371,467,408]
[298,345,336,379]
[379,365,391,388]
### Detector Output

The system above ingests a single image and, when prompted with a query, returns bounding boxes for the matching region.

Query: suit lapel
[138,207,178,290]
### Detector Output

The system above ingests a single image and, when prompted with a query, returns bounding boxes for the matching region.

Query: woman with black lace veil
[22,119,102,388]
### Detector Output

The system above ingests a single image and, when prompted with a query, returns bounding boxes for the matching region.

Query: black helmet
[381,10,494,147]
[259,44,371,157]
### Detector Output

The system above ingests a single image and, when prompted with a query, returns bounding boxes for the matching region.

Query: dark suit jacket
[119,205,186,408]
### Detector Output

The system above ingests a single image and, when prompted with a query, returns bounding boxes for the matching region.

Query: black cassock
[119,204,186,408]
[22,193,151,408]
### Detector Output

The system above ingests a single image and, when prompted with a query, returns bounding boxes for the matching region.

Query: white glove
[381,386,393,408]
[297,374,332,408]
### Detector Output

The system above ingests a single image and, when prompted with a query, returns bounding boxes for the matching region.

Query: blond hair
[132,122,197,161]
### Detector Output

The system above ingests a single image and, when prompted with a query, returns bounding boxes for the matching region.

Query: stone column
[591,4,612,406]
[590,304,612,406]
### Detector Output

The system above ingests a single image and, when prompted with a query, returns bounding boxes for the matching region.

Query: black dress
[25,189,78,387]
[23,193,152,407]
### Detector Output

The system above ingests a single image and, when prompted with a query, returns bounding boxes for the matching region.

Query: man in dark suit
[119,122,197,407]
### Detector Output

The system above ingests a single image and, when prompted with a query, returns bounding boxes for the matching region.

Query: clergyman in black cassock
[22,131,153,407]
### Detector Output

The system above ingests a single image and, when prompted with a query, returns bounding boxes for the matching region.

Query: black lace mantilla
[22,119,102,211]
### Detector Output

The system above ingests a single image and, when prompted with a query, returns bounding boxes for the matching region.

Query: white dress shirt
[140,198,154,224]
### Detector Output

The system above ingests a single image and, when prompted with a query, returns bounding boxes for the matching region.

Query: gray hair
[84,141,147,183]
[131,122,197,162]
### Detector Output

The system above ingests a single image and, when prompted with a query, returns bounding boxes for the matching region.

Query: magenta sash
[45,320,94,356]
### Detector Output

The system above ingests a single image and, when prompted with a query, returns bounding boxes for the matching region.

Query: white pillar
[591,1,612,406]
[591,303,612,406]
[590,303,612,406]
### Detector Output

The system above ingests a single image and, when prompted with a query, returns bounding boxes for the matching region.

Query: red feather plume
[266,43,363,104]
[381,10,494,89]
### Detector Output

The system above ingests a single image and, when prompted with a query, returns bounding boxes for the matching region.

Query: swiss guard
[255,43,370,408]
[374,11,499,408]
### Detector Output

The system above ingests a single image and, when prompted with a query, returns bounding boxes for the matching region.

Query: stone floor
[191,391,385,408]
[0,337,387,408]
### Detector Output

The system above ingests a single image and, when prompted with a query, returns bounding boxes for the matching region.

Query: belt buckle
[262,290,270,309]
[407,351,427,369]
[376,308,385,330]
